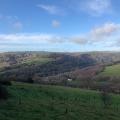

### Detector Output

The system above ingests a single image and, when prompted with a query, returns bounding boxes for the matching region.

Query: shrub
[0,80,12,86]
[27,77,34,83]
[0,84,9,100]
[101,90,111,108]
[100,85,111,108]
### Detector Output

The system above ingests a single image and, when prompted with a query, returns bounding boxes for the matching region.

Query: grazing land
[0,82,120,120]
[99,64,120,76]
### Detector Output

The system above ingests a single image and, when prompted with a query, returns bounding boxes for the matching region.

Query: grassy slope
[21,57,52,65]
[0,83,120,120]
[0,52,53,70]
[100,64,120,76]
[0,56,53,73]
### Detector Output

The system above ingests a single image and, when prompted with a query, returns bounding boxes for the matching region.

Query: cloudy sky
[0,0,120,52]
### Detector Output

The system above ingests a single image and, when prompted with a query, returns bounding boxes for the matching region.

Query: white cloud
[71,22,120,45]
[0,23,120,46]
[0,34,64,43]
[81,0,112,16]
[37,4,63,15]
[0,14,22,31]
[70,37,88,44]
[0,22,120,50]
[52,20,60,28]
[90,23,120,40]
[112,38,120,47]
[13,21,23,30]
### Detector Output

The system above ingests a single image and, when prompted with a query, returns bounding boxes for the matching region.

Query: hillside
[0,82,120,120]
[0,52,97,82]
[0,51,52,69]
[1,52,120,93]
[99,64,120,76]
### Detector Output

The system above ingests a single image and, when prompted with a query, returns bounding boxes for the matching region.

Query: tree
[0,84,9,100]
[27,77,34,83]
[100,85,111,108]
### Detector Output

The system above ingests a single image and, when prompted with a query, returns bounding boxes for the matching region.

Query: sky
[0,0,120,52]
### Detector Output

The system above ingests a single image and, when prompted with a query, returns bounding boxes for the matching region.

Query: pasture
[0,82,120,120]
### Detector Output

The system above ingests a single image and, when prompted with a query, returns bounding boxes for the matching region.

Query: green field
[0,82,120,120]
[100,64,120,76]
[21,57,53,66]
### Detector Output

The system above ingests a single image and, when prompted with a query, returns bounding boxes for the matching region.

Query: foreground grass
[100,64,120,76]
[0,82,120,120]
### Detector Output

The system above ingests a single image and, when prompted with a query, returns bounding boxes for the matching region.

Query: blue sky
[0,0,120,52]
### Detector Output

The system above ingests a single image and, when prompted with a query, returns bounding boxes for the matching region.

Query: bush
[101,90,111,108]
[0,84,9,100]
[0,80,12,86]
[100,85,111,108]
[27,77,34,83]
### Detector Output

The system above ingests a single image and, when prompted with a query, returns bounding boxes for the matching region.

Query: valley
[0,52,120,93]
[1,51,120,120]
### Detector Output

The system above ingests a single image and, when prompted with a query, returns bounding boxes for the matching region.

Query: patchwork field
[0,82,120,120]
